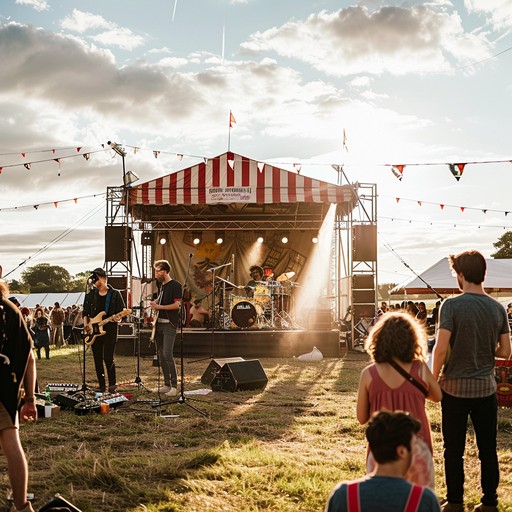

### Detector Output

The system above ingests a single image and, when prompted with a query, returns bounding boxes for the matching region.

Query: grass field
[2,345,512,511]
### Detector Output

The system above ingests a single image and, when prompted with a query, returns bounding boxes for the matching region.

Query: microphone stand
[156,254,207,416]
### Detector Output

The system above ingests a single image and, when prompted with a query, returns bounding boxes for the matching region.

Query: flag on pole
[229,111,236,128]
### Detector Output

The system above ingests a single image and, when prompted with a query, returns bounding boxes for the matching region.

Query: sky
[1,0,512,289]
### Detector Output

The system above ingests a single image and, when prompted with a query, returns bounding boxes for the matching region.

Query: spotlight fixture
[312,236,319,244]
[159,237,167,245]
[193,237,201,245]
[281,236,288,244]
[123,170,139,187]
[216,236,223,244]
[215,230,224,244]
[257,236,264,244]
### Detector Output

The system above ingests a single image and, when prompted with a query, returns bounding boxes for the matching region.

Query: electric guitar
[83,309,132,350]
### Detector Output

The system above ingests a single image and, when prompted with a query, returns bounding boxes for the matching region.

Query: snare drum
[231,301,258,328]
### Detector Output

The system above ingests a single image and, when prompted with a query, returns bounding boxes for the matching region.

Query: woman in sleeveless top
[357,312,442,489]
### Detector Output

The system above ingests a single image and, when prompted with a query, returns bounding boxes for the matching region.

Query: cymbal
[216,276,238,288]
[277,271,295,282]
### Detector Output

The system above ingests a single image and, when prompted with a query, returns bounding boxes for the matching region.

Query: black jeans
[441,391,499,506]
[91,333,117,391]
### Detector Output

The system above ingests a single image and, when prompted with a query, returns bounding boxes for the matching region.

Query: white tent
[390,257,512,295]
[9,292,85,308]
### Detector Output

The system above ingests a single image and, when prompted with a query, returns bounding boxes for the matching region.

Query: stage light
[281,236,288,244]
[215,230,224,244]
[312,236,319,244]
[123,170,139,187]
[159,237,167,245]
[257,236,264,244]
[216,236,223,244]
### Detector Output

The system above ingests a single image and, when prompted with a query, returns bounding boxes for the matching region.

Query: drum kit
[214,271,299,330]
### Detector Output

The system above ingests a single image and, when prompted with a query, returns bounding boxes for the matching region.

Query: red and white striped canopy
[129,151,354,206]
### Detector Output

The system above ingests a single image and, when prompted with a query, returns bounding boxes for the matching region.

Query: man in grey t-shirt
[432,250,511,512]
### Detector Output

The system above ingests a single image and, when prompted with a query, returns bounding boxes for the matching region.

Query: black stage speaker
[353,225,377,261]
[39,493,82,511]
[353,289,375,304]
[353,304,375,318]
[108,275,128,304]
[201,357,245,386]
[352,274,374,289]
[105,226,132,262]
[210,360,268,392]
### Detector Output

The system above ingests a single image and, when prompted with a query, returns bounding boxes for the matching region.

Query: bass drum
[231,301,258,328]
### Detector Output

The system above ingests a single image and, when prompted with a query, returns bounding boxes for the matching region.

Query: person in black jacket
[0,266,37,512]
[83,267,125,393]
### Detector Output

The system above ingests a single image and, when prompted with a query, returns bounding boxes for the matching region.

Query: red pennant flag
[417,201,422,206]
[21,153,26,158]
[0,167,2,174]
[74,198,78,203]
[440,204,445,210]
[54,202,58,208]
[396,198,400,203]
[391,165,404,181]
[229,111,236,128]
[460,207,465,212]
[52,149,55,154]
[76,147,82,152]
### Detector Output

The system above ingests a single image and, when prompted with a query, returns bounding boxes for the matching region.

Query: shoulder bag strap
[346,481,360,512]
[387,359,429,397]
[404,483,424,512]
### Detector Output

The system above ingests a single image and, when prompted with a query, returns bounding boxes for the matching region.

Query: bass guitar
[84,308,132,350]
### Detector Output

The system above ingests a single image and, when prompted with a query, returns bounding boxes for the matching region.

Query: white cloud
[465,0,512,29]
[240,5,492,76]
[15,0,48,12]
[60,9,145,50]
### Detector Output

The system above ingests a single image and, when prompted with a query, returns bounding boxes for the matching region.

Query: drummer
[244,265,266,298]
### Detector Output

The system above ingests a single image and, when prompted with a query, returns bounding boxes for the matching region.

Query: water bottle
[45,384,52,406]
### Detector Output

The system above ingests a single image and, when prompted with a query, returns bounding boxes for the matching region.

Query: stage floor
[116,327,341,359]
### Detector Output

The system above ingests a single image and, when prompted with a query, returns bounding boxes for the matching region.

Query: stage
[116,327,341,359]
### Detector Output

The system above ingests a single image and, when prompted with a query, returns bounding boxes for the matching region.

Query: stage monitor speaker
[353,225,377,261]
[105,226,132,262]
[201,357,245,385]
[308,309,332,329]
[352,274,374,290]
[39,494,82,511]
[108,275,128,305]
[353,304,375,319]
[210,360,268,392]
[353,290,376,304]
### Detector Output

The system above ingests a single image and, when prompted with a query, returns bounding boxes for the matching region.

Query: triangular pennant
[21,153,26,158]
[391,165,404,181]
[177,154,183,161]
[24,163,31,170]
[293,163,301,174]
[440,204,445,210]
[74,198,78,203]
[153,151,160,159]
[54,158,60,163]
[257,162,265,173]
[134,147,140,154]
[33,205,39,210]
[54,201,58,208]
[203,158,208,164]
[76,147,82,152]
[417,201,422,206]
[0,167,2,174]
[482,209,487,214]
[506,212,510,217]
[460,207,465,212]
[396,198,400,203]
[52,149,55,154]
[83,153,90,161]
[449,163,462,181]
[229,111,236,128]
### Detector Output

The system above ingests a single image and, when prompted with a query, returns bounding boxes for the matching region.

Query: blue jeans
[155,323,177,388]
[441,391,499,506]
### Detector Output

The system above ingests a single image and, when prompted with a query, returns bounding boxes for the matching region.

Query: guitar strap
[105,289,112,316]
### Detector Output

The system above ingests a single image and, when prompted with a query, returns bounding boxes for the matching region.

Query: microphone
[189,253,193,258]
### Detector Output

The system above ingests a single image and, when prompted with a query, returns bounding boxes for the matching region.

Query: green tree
[68,271,90,292]
[21,263,72,292]
[491,231,512,259]
[7,279,29,294]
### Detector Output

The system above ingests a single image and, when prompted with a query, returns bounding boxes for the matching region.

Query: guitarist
[83,267,125,393]
[149,260,182,397]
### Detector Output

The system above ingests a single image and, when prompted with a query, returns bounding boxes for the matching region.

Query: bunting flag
[396,198,400,203]
[83,153,90,161]
[449,163,466,181]
[342,129,348,152]
[440,204,445,210]
[153,151,160,159]
[134,147,140,154]
[76,147,82,152]
[177,154,183,161]
[52,149,55,154]
[417,201,422,206]
[21,153,26,158]
[54,202,58,208]
[229,111,236,128]
[293,163,302,174]
[391,165,404,181]
[460,207,465,212]
[54,158,61,176]
[24,163,31,170]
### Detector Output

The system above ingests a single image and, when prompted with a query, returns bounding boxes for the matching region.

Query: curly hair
[364,311,428,363]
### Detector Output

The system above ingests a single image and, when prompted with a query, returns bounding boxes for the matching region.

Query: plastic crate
[496,360,512,407]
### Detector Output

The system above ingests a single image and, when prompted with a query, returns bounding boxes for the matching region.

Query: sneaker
[156,385,171,394]
[441,502,464,512]
[165,387,177,397]
[108,385,117,394]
